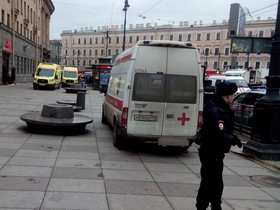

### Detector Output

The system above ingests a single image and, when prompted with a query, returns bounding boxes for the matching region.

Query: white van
[208,75,250,95]
[101,40,204,149]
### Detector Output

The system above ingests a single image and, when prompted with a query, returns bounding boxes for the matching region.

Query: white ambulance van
[101,40,204,149]
[208,75,250,95]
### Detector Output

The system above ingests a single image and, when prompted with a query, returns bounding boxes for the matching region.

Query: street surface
[0,83,279,210]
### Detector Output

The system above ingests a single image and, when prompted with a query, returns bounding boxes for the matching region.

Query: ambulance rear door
[161,47,200,138]
[126,46,167,137]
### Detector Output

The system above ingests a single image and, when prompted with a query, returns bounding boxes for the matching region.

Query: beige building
[0,0,54,84]
[61,17,275,72]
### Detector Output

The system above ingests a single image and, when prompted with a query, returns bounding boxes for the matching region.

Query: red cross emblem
[177,113,190,126]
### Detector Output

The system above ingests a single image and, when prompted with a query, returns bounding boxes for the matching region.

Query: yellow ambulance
[33,63,62,90]
[62,66,79,87]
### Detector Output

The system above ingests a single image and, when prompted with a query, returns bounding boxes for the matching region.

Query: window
[213,61,218,69]
[248,31,253,37]
[132,73,197,104]
[223,62,228,68]
[270,30,275,37]
[7,13,10,27]
[170,34,173,41]
[65,49,68,56]
[83,60,86,66]
[95,37,98,44]
[259,31,264,37]
[84,49,86,56]
[89,38,92,44]
[136,36,139,42]
[84,38,86,44]
[101,49,104,56]
[116,49,119,55]
[95,49,98,56]
[108,37,111,44]
[216,32,220,40]
[102,37,104,44]
[255,62,260,69]
[72,50,75,56]
[204,48,210,56]
[151,35,154,40]
[197,33,201,41]
[65,38,68,45]
[108,49,111,56]
[206,33,210,40]
[129,36,133,43]
[89,49,92,56]
[143,35,146,40]
[116,36,119,43]
[160,35,164,40]
[266,62,270,68]
[178,34,182,41]
[214,48,219,55]
[225,48,229,56]
[72,38,75,44]
[187,34,191,41]
[1,10,4,23]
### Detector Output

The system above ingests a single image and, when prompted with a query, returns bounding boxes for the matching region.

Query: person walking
[196,81,243,210]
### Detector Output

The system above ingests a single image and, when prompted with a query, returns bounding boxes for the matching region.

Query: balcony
[24,18,29,25]
[14,8,19,16]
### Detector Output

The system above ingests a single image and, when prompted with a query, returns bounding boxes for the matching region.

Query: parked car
[231,89,266,133]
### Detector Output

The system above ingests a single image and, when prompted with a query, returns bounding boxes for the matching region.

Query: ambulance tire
[180,146,189,152]
[101,109,108,124]
[113,122,123,148]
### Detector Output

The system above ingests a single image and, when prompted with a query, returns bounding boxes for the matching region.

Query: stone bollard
[76,91,85,110]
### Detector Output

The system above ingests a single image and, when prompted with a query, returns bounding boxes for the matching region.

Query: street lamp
[122,0,130,51]
[105,30,110,57]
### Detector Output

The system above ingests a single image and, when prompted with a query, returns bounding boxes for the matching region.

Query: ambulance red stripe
[115,54,132,65]
[105,94,123,111]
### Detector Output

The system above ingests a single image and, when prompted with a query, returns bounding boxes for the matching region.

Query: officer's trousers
[196,151,224,210]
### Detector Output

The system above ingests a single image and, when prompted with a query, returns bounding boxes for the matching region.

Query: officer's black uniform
[196,81,242,210]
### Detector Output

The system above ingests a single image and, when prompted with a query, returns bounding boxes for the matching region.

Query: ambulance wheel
[113,122,123,148]
[101,109,108,124]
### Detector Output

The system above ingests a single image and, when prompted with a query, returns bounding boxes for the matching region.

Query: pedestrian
[196,81,243,210]
[203,79,215,104]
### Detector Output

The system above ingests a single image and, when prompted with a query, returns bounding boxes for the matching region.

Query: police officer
[196,81,243,210]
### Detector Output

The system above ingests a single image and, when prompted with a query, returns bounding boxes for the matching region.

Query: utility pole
[122,0,130,51]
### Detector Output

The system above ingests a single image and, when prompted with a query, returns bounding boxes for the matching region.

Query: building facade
[0,0,54,85]
[49,39,62,65]
[60,17,275,72]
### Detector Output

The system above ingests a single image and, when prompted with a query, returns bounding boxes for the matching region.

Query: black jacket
[199,95,236,160]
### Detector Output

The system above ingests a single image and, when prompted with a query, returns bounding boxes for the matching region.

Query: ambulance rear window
[132,73,197,103]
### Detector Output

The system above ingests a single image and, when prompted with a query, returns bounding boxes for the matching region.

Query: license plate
[39,84,45,86]
[134,115,157,122]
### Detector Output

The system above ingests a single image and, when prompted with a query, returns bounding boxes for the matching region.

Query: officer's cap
[215,81,237,96]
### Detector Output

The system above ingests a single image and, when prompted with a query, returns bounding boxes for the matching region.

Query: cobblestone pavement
[0,83,279,210]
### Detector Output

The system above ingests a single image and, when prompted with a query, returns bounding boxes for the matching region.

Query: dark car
[231,89,266,134]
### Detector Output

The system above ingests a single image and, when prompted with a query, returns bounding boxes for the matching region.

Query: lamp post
[243,0,280,160]
[122,0,130,52]
[105,30,110,57]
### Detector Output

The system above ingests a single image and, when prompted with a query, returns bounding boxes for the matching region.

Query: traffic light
[216,68,220,74]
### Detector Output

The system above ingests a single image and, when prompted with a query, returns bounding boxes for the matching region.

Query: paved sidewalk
[0,83,279,210]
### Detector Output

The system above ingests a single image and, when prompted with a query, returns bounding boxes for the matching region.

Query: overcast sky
[50,0,278,40]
